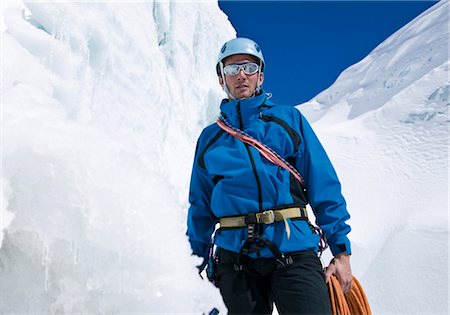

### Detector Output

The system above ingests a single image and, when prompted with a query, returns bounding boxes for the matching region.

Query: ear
[218,76,224,88]
[259,72,264,85]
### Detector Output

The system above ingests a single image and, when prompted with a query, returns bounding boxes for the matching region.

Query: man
[187,37,352,314]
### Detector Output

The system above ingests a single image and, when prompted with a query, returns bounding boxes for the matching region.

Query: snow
[1,1,233,313]
[0,0,448,314]
[299,1,449,314]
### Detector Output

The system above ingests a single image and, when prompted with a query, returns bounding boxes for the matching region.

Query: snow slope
[299,1,448,314]
[1,1,234,313]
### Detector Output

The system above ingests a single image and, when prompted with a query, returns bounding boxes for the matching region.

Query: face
[219,54,264,99]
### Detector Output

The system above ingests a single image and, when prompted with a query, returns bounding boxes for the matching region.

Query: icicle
[42,243,50,292]
[72,240,79,265]
[119,251,124,295]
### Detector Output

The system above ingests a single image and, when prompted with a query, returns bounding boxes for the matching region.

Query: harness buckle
[247,224,256,242]
[257,210,275,224]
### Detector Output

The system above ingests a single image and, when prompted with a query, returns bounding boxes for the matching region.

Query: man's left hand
[325,254,352,294]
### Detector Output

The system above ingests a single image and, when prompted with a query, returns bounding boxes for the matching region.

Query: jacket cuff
[330,237,352,256]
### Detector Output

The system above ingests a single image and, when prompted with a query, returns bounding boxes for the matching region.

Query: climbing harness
[220,207,308,240]
[215,115,329,260]
[328,275,372,315]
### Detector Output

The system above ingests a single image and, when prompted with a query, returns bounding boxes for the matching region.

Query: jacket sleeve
[294,113,352,256]
[186,133,216,260]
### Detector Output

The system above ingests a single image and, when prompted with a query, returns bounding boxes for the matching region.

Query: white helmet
[216,38,265,99]
[217,37,265,69]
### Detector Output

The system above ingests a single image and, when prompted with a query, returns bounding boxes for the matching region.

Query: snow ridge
[299,2,448,314]
[302,0,448,125]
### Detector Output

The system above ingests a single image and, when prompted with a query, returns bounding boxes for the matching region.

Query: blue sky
[219,0,438,105]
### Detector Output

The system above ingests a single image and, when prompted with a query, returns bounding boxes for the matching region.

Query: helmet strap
[254,59,263,97]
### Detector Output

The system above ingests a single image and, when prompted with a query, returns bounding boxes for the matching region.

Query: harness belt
[219,207,308,240]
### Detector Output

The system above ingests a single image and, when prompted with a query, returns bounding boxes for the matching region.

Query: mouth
[236,84,249,90]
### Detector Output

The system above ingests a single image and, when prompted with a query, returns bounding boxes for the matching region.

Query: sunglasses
[223,62,259,76]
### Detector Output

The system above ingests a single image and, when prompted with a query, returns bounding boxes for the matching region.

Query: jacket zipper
[237,102,263,211]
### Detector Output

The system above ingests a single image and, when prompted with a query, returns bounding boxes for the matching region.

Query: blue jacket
[187,91,351,260]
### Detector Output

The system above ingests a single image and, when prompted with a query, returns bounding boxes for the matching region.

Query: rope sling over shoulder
[216,117,306,187]
[216,116,372,315]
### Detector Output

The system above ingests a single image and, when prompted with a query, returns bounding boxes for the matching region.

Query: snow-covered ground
[1,0,448,314]
[299,1,448,314]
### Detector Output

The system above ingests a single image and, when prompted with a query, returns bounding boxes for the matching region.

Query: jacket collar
[219,90,273,129]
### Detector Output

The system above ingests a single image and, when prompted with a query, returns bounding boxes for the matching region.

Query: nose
[236,69,246,79]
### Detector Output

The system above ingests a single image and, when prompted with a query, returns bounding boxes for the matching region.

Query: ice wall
[1,1,234,313]
[299,1,448,314]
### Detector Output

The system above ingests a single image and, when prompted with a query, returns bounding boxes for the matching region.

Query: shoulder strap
[216,117,306,188]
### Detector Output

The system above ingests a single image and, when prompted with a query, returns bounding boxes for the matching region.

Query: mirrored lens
[223,62,259,76]
[223,64,240,76]
[242,63,259,75]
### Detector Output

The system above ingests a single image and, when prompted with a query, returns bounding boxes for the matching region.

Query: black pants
[215,248,331,315]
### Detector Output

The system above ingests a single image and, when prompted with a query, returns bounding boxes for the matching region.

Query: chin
[234,90,253,99]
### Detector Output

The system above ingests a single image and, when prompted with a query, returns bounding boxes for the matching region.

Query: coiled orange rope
[328,275,372,315]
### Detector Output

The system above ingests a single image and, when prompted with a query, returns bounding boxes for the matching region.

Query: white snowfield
[0,0,447,314]
[299,1,448,314]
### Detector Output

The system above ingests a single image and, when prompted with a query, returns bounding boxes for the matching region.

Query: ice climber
[187,37,353,314]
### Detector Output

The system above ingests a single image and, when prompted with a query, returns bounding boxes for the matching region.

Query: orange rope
[327,275,372,315]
